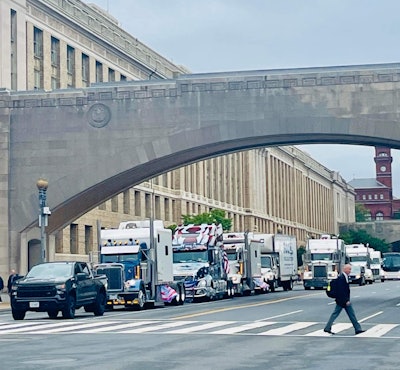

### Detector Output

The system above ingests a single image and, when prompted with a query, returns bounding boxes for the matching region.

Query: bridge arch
[3,63,400,241]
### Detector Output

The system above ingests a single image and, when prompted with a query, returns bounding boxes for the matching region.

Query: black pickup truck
[10,261,107,320]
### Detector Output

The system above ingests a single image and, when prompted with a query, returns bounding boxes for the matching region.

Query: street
[0,280,399,370]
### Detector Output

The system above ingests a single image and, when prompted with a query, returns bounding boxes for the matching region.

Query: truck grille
[96,267,123,290]
[17,285,56,298]
[313,265,327,278]
[372,268,379,275]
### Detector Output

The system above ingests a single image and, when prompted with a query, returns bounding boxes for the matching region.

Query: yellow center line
[172,292,321,319]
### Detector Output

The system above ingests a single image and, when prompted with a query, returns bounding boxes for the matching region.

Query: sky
[84,0,400,194]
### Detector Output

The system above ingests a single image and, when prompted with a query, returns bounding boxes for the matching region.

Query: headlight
[56,283,66,290]
[11,284,18,291]
[355,274,360,279]
[197,279,207,288]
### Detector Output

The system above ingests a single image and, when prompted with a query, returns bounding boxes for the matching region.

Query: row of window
[358,194,385,200]
[33,26,125,90]
[365,212,384,221]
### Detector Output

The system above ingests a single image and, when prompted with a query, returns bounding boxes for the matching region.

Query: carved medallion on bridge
[87,103,111,128]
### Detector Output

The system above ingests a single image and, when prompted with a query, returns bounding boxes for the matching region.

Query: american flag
[253,277,269,291]
[160,285,178,303]
[222,250,230,274]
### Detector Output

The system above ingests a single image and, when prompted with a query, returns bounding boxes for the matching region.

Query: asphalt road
[0,280,399,370]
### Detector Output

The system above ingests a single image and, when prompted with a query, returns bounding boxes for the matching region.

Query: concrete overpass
[2,62,400,269]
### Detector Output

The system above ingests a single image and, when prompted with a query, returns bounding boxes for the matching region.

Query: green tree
[181,209,232,231]
[355,203,370,222]
[340,228,391,253]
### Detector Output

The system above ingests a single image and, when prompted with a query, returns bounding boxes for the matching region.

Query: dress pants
[324,303,362,332]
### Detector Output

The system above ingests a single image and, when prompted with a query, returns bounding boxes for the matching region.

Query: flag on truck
[222,250,230,274]
[160,285,178,303]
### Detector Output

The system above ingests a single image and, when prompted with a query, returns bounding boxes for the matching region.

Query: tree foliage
[340,228,391,253]
[355,203,370,222]
[181,209,232,231]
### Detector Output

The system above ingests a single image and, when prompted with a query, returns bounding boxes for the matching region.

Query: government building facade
[0,0,355,274]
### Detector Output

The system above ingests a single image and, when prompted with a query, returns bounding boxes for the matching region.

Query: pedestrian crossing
[0,319,399,338]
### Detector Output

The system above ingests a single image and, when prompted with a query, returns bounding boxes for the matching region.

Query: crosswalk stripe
[167,321,235,334]
[119,320,196,333]
[32,321,119,334]
[0,321,79,334]
[76,320,161,333]
[210,321,276,335]
[356,324,398,338]
[306,323,353,336]
[258,322,316,336]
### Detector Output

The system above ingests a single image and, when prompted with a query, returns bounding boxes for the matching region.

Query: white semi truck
[222,232,268,295]
[254,233,298,292]
[172,223,234,301]
[94,220,185,310]
[303,235,346,290]
[345,243,373,284]
[369,249,383,281]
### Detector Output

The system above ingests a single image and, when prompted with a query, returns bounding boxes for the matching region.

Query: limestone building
[0,0,355,274]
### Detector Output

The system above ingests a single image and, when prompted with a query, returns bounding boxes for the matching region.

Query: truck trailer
[94,220,185,310]
[222,232,268,295]
[253,233,298,292]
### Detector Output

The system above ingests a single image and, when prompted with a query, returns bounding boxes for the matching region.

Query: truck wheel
[269,281,275,292]
[288,279,294,291]
[135,289,145,310]
[62,295,76,319]
[12,309,26,320]
[47,310,59,319]
[179,284,185,305]
[93,291,106,316]
[304,286,311,290]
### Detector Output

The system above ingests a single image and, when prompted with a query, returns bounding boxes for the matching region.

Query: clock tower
[374,146,393,189]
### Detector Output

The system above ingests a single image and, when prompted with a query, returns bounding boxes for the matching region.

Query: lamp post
[36,178,49,263]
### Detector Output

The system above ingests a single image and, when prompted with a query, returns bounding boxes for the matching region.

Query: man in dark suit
[324,264,365,335]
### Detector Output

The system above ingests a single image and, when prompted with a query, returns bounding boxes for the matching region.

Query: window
[380,194,384,200]
[108,68,115,82]
[67,45,75,74]
[33,27,43,58]
[374,194,378,200]
[120,74,126,81]
[368,194,372,200]
[362,195,366,200]
[378,152,388,157]
[376,212,384,221]
[96,61,103,82]
[82,53,89,86]
[51,37,59,66]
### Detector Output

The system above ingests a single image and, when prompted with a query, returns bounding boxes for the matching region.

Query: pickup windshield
[26,263,74,279]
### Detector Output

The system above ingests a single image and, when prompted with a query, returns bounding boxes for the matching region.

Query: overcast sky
[85,0,400,194]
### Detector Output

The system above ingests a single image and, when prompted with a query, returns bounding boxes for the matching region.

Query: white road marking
[356,324,398,338]
[119,320,196,333]
[32,321,118,334]
[0,320,80,334]
[210,321,275,335]
[168,321,236,334]
[359,311,383,323]
[75,320,160,333]
[258,322,316,336]
[306,323,353,336]
[256,310,303,321]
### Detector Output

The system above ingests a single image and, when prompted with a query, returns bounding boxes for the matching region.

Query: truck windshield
[349,256,367,262]
[173,251,208,263]
[26,263,73,279]
[261,256,272,268]
[101,253,140,264]
[311,253,332,261]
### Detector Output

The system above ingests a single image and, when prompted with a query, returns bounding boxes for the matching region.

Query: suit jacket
[335,272,350,307]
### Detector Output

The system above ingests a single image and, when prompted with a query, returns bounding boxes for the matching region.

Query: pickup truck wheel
[93,291,106,316]
[47,310,59,319]
[12,309,26,320]
[62,295,76,319]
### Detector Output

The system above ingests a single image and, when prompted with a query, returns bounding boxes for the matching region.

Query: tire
[47,310,59,319]
[269,281,276,292]
[12,309,26,320]
[381,278,385,282]
[304,286,311,290]
[289,279,294,291]
[62,294,76,319]
[179,285,185,305]
[134,289,145,310]
[93,291,106,316]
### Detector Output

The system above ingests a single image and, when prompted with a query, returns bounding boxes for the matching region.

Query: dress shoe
[355,330,365,335]
[324,329,335,334]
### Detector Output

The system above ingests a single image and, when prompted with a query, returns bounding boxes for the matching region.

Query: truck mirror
[76,272,87,281]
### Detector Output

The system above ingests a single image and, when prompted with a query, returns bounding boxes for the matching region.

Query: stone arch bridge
[2,62,400,271]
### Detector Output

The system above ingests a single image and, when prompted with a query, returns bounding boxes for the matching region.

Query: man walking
[324,264,365,335]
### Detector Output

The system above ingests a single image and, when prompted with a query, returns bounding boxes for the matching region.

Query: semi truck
[369,249,383,281]
[222,232,268,295]
[172,223,234,301]
[94,220,185,310]
[345,243,373,284]
[254,233,298,292]
[303,235,346,290]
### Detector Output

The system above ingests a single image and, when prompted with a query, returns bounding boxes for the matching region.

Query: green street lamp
[36,178,50,263]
